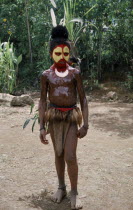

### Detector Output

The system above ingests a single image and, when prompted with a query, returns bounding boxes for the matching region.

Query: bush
[125,73,133,90]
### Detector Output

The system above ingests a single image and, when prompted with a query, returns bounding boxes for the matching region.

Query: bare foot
[51,187,67,203]
[70,193,83,209]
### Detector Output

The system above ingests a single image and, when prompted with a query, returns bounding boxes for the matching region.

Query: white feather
[50,0,57,8]
[59,18,65,26]
[69,18,83,27]
[50,8,57,27]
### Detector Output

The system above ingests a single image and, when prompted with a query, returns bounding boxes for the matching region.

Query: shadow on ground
[90,104,133,138]
[18,190,70,210]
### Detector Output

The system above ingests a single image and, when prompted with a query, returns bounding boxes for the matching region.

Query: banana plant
[0,40,22,93]
[50,0,97,44]
[49,0,97,62]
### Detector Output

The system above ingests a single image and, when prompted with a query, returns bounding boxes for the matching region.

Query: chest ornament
[55,68,68,78]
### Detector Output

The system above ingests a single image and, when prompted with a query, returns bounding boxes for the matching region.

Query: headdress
[49,25,70,53]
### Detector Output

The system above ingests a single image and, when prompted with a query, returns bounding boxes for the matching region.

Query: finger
[80,135,83,139]
[40,134,48,143]
[80,133,86,138]
[79,132,81,138]
[44,140,49,144]
[41,139,49,144]
[78,134,81,138]
[78,132,83,138]
[40,134,47,142]
[77,131,80,137]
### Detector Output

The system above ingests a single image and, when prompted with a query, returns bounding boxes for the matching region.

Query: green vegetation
[0,0,133,92]
[0,40,22,93]
[23,104,39,132]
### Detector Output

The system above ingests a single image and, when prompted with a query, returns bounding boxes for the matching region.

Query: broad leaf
[23,119,30,129]
[32,117,37,132]
[30,103,35,114]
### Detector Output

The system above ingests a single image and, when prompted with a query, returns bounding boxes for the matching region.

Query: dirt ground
[0,99,133,210]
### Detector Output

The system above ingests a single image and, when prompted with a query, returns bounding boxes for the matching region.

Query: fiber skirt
[45,107,82,156]
[45,107,82,127]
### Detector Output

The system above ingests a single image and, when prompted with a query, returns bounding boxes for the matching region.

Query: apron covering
[45,107,82,156]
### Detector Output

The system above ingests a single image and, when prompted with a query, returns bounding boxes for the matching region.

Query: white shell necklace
[55,68,68,78]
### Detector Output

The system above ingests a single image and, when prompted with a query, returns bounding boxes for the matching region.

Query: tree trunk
[25,0,33,65]
[97,22,102,80]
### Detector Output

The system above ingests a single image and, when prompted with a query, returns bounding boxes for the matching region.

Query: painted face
[52,44,70,67]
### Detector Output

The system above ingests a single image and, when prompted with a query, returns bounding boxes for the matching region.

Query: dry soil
[0,100,133,210]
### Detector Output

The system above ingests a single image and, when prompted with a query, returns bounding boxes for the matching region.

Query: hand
[39,129,49,144]
[77,125,88,139]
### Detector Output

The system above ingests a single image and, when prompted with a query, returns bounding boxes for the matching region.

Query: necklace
[55,68,68,77]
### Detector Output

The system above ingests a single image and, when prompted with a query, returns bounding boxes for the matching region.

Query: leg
[55,152,65,188]
[64,123,82,209]
[50,128,66,203]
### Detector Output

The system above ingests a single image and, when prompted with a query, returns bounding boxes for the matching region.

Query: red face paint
[51,44,70,71]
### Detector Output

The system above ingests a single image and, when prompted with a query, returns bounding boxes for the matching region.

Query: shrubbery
[0,0,133,91]
[0,40,22,93]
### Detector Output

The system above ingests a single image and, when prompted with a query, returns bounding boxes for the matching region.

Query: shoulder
[70,68,83,84]
[68,66,80,76]
[41,69,52,80]
[70,68,81,81]
[42,69,51,76]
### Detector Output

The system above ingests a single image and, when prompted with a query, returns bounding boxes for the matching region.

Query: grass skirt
[45,108,82,156]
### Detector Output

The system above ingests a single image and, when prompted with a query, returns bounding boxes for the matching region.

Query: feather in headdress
[50,0,57,8]
[50,8,57,27]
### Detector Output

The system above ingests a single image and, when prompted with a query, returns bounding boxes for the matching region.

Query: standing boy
[39,25,88,209]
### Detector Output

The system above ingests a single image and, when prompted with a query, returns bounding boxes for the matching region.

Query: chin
[56,63,67,68]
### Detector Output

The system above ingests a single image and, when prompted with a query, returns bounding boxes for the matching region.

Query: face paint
[52,44,70,68]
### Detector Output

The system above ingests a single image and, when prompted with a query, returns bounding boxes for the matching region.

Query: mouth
[59,60,66,64]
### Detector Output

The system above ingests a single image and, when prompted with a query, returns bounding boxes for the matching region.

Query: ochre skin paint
[39,42,88,209]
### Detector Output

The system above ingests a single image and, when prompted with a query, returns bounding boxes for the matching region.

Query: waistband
[49,103,77,108]
[49,103,77,112]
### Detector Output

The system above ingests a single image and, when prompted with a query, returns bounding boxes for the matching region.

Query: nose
[60,53,63,59]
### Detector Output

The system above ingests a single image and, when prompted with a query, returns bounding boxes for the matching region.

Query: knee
[55,153,64,162]
[65,154,77,165]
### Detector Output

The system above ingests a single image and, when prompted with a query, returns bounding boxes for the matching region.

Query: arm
[75,70,89,138]
[38,72,48,144]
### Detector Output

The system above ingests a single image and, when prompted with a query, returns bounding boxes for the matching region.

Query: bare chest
[46,70,77,105]
[47,71,76,88]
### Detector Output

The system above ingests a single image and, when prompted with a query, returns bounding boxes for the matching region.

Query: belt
[49,103,77,112]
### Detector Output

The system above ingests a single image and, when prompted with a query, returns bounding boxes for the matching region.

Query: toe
[77,204,83,209]
[51,196,54,201]
[51,196,57,203]
[52,197,55,202]
[55,198,58,203]
[57,198,61,203]
[71,203,83,209]
[71,205,76,210]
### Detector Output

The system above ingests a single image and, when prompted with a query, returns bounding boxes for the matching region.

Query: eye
[64,53,69,56]
[55,52,61,56]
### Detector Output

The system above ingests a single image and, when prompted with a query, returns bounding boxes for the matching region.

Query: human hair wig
[49,25,70,53]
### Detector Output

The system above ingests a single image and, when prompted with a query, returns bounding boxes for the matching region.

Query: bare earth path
[0,101,133,210]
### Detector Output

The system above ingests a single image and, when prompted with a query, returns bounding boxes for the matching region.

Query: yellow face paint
[63,46,70,61]
[52,45,70,63]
